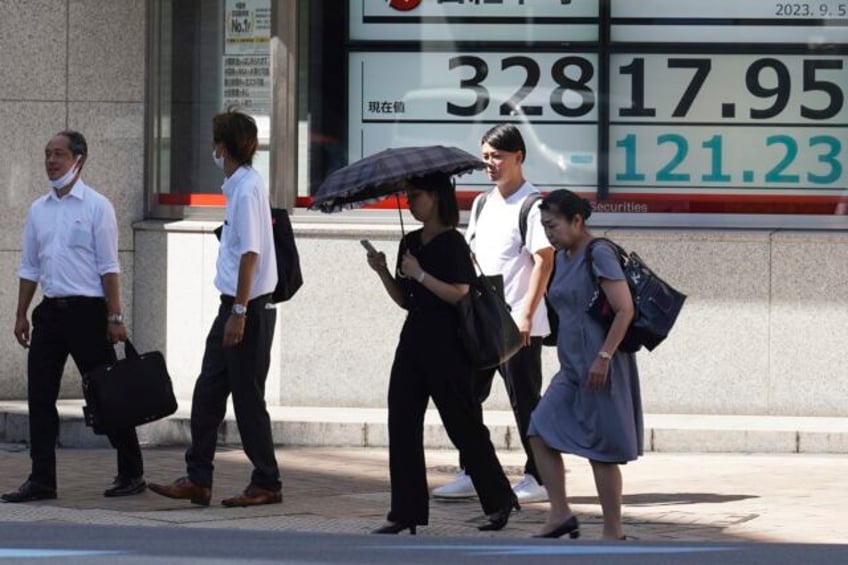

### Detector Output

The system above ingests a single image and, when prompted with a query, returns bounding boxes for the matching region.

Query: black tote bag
[456,273,523,370]
[82,339,178,434]
[586,238,687,353]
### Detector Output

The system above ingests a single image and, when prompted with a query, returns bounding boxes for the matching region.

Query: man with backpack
[149,111,283,507]
[433,124,554,504]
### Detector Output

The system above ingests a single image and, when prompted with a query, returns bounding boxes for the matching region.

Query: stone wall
[132,220,848,417]
[0,0,146,398]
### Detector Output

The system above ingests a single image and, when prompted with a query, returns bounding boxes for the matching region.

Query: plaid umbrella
[310,145,485,213]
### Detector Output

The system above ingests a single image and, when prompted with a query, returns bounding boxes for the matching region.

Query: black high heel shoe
[372,522,417,535]
[479,495,520,531]
[533,515,580,539]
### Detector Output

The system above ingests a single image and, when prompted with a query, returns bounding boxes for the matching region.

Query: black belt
[220,293,272,305]
[43,296,104,308]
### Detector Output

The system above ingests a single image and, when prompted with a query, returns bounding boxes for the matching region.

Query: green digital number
[765,135,801,183]
[656,134,690,182]
[807,135,843,184]
[615,134,646,181]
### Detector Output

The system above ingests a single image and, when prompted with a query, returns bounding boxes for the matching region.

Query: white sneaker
[512,474,549,503]
[432,470,477,499]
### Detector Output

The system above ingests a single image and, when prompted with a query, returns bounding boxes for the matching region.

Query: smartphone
[360,239,378,255]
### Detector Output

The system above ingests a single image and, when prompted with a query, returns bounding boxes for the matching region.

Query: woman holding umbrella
[365,172,518,535]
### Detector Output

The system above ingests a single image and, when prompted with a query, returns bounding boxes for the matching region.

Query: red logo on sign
[388,0,422,11]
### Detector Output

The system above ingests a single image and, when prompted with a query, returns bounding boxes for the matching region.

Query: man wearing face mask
[2,131,144,503]
[149,110,281,507]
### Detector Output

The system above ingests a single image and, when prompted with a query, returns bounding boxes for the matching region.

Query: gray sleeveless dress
[527,241,644,463]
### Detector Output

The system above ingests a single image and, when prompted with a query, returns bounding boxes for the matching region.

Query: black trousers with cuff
[27,297,143,490]
[185,294,280,491]
[462,337,544,484]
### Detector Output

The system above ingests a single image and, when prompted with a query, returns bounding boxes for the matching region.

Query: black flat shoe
[1,480,57,503]
[372,522,417,535]
[533,515,580,539]
[479,495,520,531]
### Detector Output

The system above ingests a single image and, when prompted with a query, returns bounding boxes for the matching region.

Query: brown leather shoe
[148,477,211,506]
[221,484,282,507]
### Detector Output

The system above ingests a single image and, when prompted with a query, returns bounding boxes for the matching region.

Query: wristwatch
[598,351,612,361]
[231,303,248,316]
[107,313,124,325]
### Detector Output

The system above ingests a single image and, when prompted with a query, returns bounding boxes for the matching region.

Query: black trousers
[387,312,512,526]
[185,294,280,490]
[27,297,143,489]
[462,337,544,483]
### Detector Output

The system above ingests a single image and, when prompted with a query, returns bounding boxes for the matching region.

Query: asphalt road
[0,523,846,565]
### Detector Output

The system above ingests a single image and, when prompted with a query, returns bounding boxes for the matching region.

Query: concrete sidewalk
[2,400,848,453]
[0,443,845,544]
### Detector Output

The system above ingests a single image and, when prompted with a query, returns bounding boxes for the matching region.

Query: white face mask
[212,149,225,170]
[50,157,81,190]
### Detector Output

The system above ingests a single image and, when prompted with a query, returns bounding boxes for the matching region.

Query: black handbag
[586,238,686,353]
[456,271,523,370]
[82,339,178,434]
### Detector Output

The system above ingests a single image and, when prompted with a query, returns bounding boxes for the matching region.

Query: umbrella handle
[395,193,406,239]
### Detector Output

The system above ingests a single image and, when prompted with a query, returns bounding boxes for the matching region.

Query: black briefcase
[82,339,178,434]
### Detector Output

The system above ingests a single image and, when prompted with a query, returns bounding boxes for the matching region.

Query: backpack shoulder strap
[519,192,542,250]
[468,191,489,242]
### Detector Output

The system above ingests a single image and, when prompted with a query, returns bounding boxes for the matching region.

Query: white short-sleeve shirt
[466,182,551,336]
[214,166,277,299]
[18,180,120,298]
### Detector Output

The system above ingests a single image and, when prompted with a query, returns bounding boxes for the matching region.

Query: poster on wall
[225,0,271,55]
[223,0,272,182]
[223,0,271,118]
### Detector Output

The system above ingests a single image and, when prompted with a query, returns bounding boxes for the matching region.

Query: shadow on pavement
[570,492,759,507]
[0,446,790,544]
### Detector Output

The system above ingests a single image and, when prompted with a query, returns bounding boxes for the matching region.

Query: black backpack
[269,208,303,303]
[213,207,303,303]
[585,238,686,353]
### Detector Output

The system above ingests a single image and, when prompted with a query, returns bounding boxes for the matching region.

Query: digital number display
[611,128,843,188]
[345,0,847,216]
[348,51,599,190]
[609,54,846,196]
[612,55,846,123]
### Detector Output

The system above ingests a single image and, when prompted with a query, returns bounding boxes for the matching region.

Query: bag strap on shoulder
[518,192,542,250]
[585,237,627,280]
[468,192,490,243]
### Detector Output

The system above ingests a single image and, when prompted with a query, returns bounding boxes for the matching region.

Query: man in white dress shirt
[2,131,144,503]
[149,110,281,508]
[434,124,554,503]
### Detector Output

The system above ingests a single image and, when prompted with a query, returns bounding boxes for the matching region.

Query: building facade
[1,0,846,418]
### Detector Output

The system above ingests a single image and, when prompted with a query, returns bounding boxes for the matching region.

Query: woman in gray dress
[527,189,643,540]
